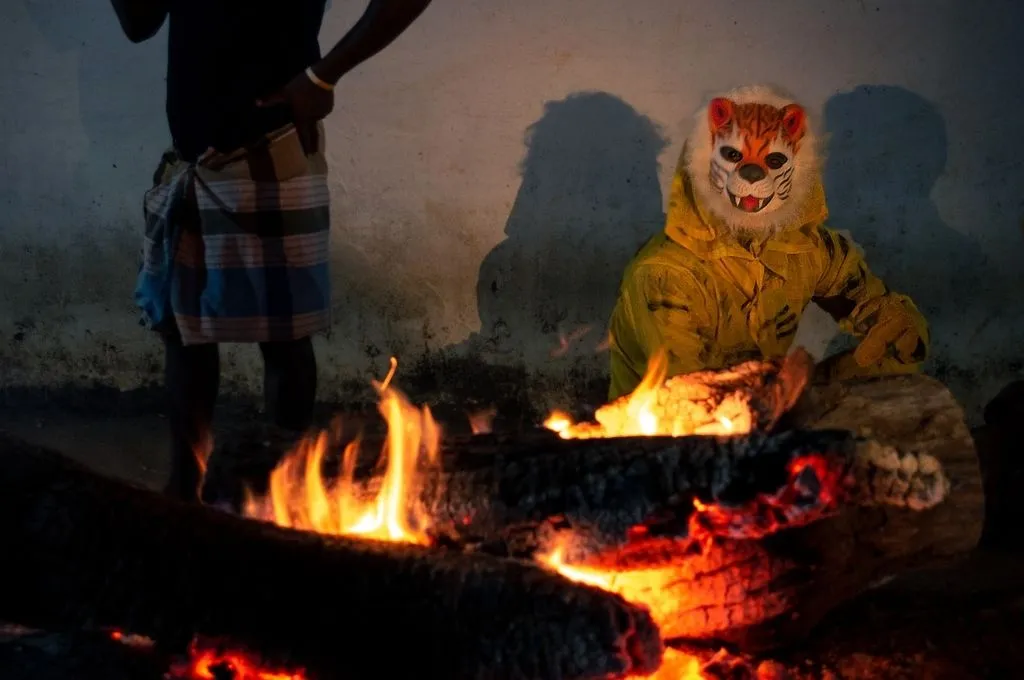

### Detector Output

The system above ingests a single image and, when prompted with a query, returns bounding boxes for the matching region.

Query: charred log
[287,374,976,652]
[0,431,662,680]
[568,374,983,650]
[380,429,864,558]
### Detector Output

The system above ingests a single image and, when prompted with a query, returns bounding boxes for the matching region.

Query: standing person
[109,0,434,503]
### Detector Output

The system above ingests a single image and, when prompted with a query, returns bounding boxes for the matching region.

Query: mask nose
[738,163,766,182]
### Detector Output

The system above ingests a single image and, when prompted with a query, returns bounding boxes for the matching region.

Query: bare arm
[109,0,168,43]
[311,0,434,85]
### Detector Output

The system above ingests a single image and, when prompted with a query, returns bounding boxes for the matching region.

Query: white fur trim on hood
[684,84,823,235]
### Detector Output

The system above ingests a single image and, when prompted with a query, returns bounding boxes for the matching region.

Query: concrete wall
[2,0,1022,421]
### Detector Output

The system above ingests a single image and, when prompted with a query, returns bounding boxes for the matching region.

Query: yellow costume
[608,85,928,399]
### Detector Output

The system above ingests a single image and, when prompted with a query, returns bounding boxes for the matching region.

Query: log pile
[302,373,975,651]
[0,351,986,679]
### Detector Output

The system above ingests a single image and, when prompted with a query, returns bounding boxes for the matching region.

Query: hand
[852,302,926,367]
[256,68,335,155]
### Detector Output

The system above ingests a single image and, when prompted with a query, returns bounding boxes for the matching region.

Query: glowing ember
[544,349,756,439]
[632,648,706,680]
[243,357,441,546]
[170,640,305,680]
[688,454,852,540]
[468,406,497,435]
[540,542,708,678]
[107,628,154,648]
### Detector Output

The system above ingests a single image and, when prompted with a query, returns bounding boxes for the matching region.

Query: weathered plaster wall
[2,0,1022,420]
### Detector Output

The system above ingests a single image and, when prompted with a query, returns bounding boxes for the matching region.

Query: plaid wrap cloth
[134,123,332,345]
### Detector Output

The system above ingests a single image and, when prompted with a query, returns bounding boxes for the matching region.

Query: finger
[853,319,899,365]
[893,327,922,362]
[256,91,286,108]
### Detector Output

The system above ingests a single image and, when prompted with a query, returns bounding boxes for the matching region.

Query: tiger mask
[685,84,821,236]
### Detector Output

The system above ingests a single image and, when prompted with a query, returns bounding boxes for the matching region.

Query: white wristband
[305,67,335,92]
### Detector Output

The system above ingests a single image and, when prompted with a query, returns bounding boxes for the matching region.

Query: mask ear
[708,97,734,135]
[781,104,807,144]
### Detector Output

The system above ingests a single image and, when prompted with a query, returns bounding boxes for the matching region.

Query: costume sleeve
[812,227,930,379]
[610,264,715,394]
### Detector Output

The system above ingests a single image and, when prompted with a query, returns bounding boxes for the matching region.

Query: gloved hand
[814,348,921,384]
[815,295,928,384]
[851,299,927,367]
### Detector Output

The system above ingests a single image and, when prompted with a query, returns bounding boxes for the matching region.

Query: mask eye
[765,152,789,170]
[719,146,742,163]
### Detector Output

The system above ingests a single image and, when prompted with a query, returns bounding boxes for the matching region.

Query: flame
[546,349,750,439]
[173,640,305,680]
[540,542,613,590]
[634,648,705,680]
[540,539,707,679]
[243,357,440,545]
[181,351,798,680]
[542,409,573,434]
[177,359,441,680]
[468,407,496,435]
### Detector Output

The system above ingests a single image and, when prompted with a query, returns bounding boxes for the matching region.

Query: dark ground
[0,382,1022,680]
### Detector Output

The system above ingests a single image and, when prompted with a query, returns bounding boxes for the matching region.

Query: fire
[243,357,441,546]
[172,640,305,680]
[636,649,705,680]
[544,349,751,439]
[540,540,707,679]
[172,359,443,680]
[468,406,497,435]
[182,351,802,680]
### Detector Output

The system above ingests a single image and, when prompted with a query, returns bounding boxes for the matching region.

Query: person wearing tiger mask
[607,84,929,399]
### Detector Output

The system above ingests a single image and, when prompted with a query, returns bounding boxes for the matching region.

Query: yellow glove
[852,300,926,367]
[821,297,928,383]
[816,349,921,383]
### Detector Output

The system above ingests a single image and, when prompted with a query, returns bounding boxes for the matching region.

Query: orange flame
[176,641,305,680]
[177,359,442,680]
[635,648,705,680]
[243,356,441,545]
[468,407,497,435]
[545,349,748,439]
[539,538,707,679]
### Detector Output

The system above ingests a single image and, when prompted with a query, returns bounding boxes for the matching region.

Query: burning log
[325,428,936,558]
[0,431,663,680]
[244,368,979,654]
[545,348,813,439]
[530,373,983,651]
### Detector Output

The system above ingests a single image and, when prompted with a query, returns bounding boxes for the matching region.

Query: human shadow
[464,91,669,363]
[406,93,669,428]
[821,85,993,384]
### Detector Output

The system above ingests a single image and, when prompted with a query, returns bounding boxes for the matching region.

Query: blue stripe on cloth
[173,264,330,319]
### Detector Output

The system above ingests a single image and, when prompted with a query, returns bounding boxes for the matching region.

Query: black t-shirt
[166,1,328,162]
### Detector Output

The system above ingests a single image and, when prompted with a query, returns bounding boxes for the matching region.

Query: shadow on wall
[465,91,669,362]
[407,92,669,426]
[821,85,996,388]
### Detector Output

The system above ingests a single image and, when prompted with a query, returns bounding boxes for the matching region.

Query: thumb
[256,90,286,108]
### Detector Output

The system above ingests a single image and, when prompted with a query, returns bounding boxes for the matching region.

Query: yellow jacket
[607,156,929,399]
